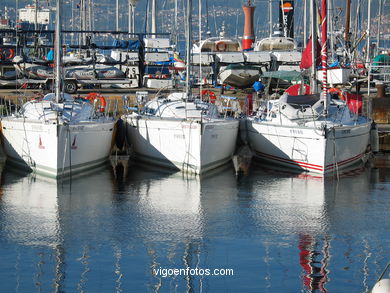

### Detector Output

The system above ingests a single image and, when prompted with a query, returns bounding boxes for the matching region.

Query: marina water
[0,152,389,292]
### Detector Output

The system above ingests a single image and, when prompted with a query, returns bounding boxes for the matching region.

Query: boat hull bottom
[5,155,110,178]
[132,152,234,175]
[252,150,369,175]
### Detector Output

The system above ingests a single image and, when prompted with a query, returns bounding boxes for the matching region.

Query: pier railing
[369,65,390,84]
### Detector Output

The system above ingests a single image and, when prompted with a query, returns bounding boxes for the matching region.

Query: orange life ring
[0,48,15,60]
[86,92,107,113]
[329,87,343,99]
[215,41,227,52]
[201,90,217,104]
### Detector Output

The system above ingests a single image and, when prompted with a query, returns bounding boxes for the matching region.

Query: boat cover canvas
[262,70,302,81]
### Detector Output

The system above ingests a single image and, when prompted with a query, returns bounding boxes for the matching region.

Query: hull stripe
[255,151,366,173]
[255,151,324,172]
[324,153,364,170]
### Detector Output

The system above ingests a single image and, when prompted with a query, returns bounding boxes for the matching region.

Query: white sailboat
[123,0,239,174]
[0,0,115,178]
[246,0,372,175]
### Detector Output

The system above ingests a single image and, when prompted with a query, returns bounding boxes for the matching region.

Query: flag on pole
[299,37,321,70]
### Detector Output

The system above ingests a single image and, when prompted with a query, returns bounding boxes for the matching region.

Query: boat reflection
[0,153,386,292]
[0,159,239,292]
[243,161,372,292]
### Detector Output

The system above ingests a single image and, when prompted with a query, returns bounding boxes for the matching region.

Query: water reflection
[239,161,375,292]
[0,156,388,292]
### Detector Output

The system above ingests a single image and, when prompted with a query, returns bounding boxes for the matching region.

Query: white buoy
[372,278,390,293]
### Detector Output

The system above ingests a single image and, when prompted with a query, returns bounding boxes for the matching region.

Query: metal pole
[365,0,371,66]
[55,0,62,102]
[303,0,307,44]
[116,0,119,31]
[329,0,334,63]
[269,0,272,37]
[127,0,132,33]
[199,0,203,91]
[88,0,92,31]
[345,0,351,44]
[175,0,178,46]
[151,0,156,37]
[376,0,383,55]
[185,0,192,100]
[35,0,38,30]
[310,0,317,94]
[16,0,19,27]
[321,0,328,114]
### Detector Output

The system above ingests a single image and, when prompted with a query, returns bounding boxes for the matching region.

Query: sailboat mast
[116,0,119,31]
[321,0,328,114]
[310,0,317,94]
[345,0,351,45]
[376,0,383,55]
[34,0,38,30]
[185,0,192,99]
[151,0,157,37]
[365,0,371,66]
[303,0,307,43]
[269,0,272,37]
[174,0,178,46]
[55,0,61,102]
[199,0,202,93]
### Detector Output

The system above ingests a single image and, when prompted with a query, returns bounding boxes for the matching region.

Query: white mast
[174,0,178,46]
[303,0,307,43]
[329,0,334,63]
[269,0,272,37]
[321,0,328,115]
[55,0,62,102]
[376,0,383,55]
[34,0,38,30]
[365,0,371,66]
[128,0,138,33]
[88,0,93,31]
[151,0,157,37]
[199,0,202,92]
[116,0,119,31]
[310,0,317,94]
[185,0,192,100]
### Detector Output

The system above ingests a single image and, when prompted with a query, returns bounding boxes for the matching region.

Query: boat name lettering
[211,134,218,139]
[205,125,214,129]
[71,126,85,131]
[342,129,351,134]
[174,134,185,139]
[290,129,303,135]
[182,125,197,129]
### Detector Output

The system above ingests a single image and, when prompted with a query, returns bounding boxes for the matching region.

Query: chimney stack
[242,1,256,51]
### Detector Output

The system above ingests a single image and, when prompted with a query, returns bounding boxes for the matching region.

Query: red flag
[300,37,321,69]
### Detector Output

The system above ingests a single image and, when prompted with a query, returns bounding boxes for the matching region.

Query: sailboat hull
[1,119,115,177]
[247,120,371,174]
[125,116,239,174]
